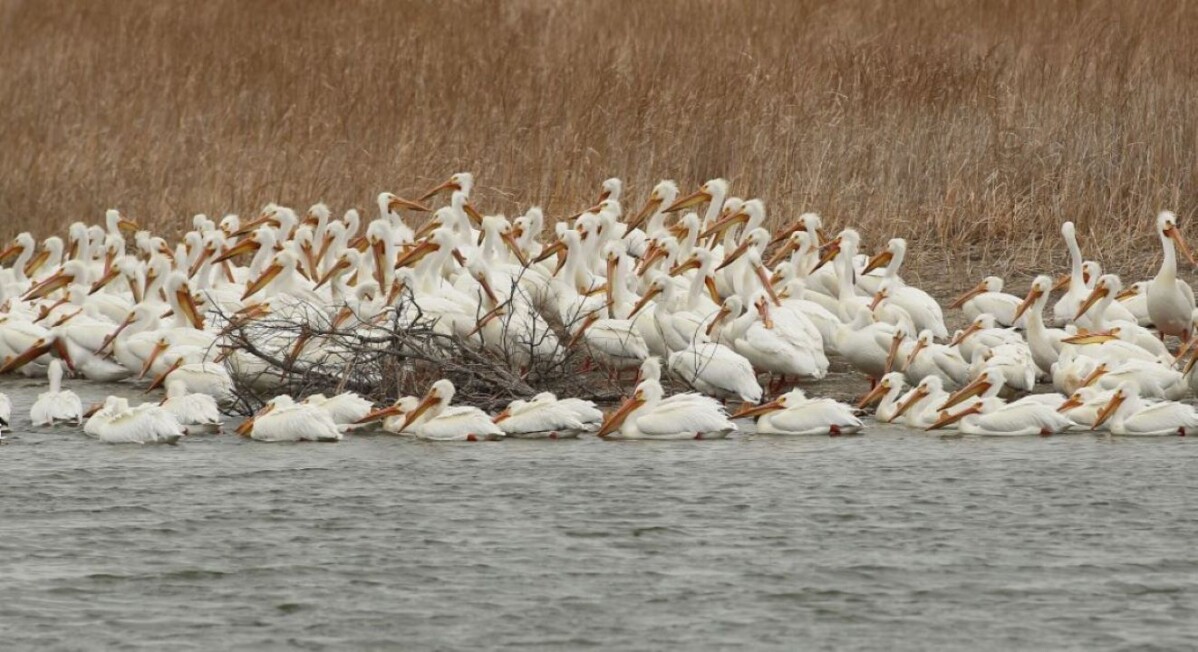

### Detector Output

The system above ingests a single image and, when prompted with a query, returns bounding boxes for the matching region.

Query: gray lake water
[2,378,1197,650]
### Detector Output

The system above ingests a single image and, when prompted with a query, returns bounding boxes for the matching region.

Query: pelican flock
[1,173,1196,444]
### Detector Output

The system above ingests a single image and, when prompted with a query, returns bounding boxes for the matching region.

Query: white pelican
[493,392,589,439]
[359,380,504,441]
[940,367,1058,413]
[856,372,906,422]
[1079,358,1184,401]
[721,294,828,384]
[891,376,953,430]
[1146,211,1196,340]
[1078,270,1140,330]
[861,238,947,337]
[1074,274,1169,356]
[949,276,1024,328]
[0,392,10,433]
[1056,387,1116,430]
[901,329,969,389]
[733,389,863,436]
[1012,276,1072,375]
[236,395,343,442]
[84,396,184,444]
[30,359,82,426]
[950,313,1026,364]
[1092,381,1198,436]
[835,307,901,385]
[630,282,759,403]
[1114,281,1151,327]
[1052,221,1089,326]
[161,380,222,432]
[928,397,1074,436]
[596,377,735,440]
[302,392,374,426]
[967,343,1037,394]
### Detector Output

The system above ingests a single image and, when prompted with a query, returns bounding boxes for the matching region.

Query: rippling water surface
[2,379,1196,650]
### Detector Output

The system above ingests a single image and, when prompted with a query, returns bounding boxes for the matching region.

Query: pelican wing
[633,397,732,435]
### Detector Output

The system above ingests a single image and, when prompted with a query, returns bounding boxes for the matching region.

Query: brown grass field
[1,0,1195,277]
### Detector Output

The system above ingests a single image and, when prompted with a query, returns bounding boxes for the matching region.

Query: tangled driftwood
[213,286,633,415]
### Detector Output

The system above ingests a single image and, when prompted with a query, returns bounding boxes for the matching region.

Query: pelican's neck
[1159,229,1178,281]
[836,249,857,304]
[248,241,274,278]
[48,364,62,393]
[167,288,191,329]
[1090,293,1114,330]
[646,210,667,237]
[884,245,905,280]
[727,306,757,340]
[1067,229,1084,284]
[684,273,707,310]
[791,240,815,278]
[480,228,502,264]
[882,383,904,410]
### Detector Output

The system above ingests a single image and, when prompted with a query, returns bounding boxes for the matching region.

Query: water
[2,379,1197,650]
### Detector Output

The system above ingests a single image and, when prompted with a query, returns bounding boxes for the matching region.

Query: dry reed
[1,0,1195,279]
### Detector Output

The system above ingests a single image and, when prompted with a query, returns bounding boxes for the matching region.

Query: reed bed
[1,0,1194,278]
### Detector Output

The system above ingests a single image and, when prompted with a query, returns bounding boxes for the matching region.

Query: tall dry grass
[1,0,1195,277]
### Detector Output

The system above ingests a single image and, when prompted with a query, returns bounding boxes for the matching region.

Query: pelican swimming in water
[493,392,590,439]
[29,360,82,426]
[927,396,1075,436]
[854,373,905,424]
[1091,380,1198,436]
[891,376,953,430]
[160,380,222,433]
[596,376,736,440]
[733,389,863,436]
[357,380,504,441]
[236,395,343,442]
[0,392,10,433]
[302,392,374,426]
[84,396,184,444]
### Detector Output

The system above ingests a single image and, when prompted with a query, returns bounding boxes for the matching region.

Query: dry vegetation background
[1,0,1195,275]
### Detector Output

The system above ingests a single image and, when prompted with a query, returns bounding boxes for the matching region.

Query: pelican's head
[857,372,903,409]
[598,177,623,202]
[305,203,331,227]
[378,192,431,217]
[105,209,141,235]
[637,356,662,385]
[863,237,906,275]
[420,172,474,201]
[629,272,671,317]
[1093,381,1138,429]
[663,178,728,213]
[1157,211,1177,235]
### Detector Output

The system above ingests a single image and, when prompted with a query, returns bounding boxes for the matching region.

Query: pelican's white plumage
[931,397,1075,436]
[303,392,374,426]
[161,380,222,432]
[597,377,735,440]
[1092,381,1198,436]
[734,389,863,436]
[949,276,1024,327]
[30,360,82,426]
[494,392,587,439]
[1146,212,1196,339]
[84,396,184,444]
[238,395,342,442]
